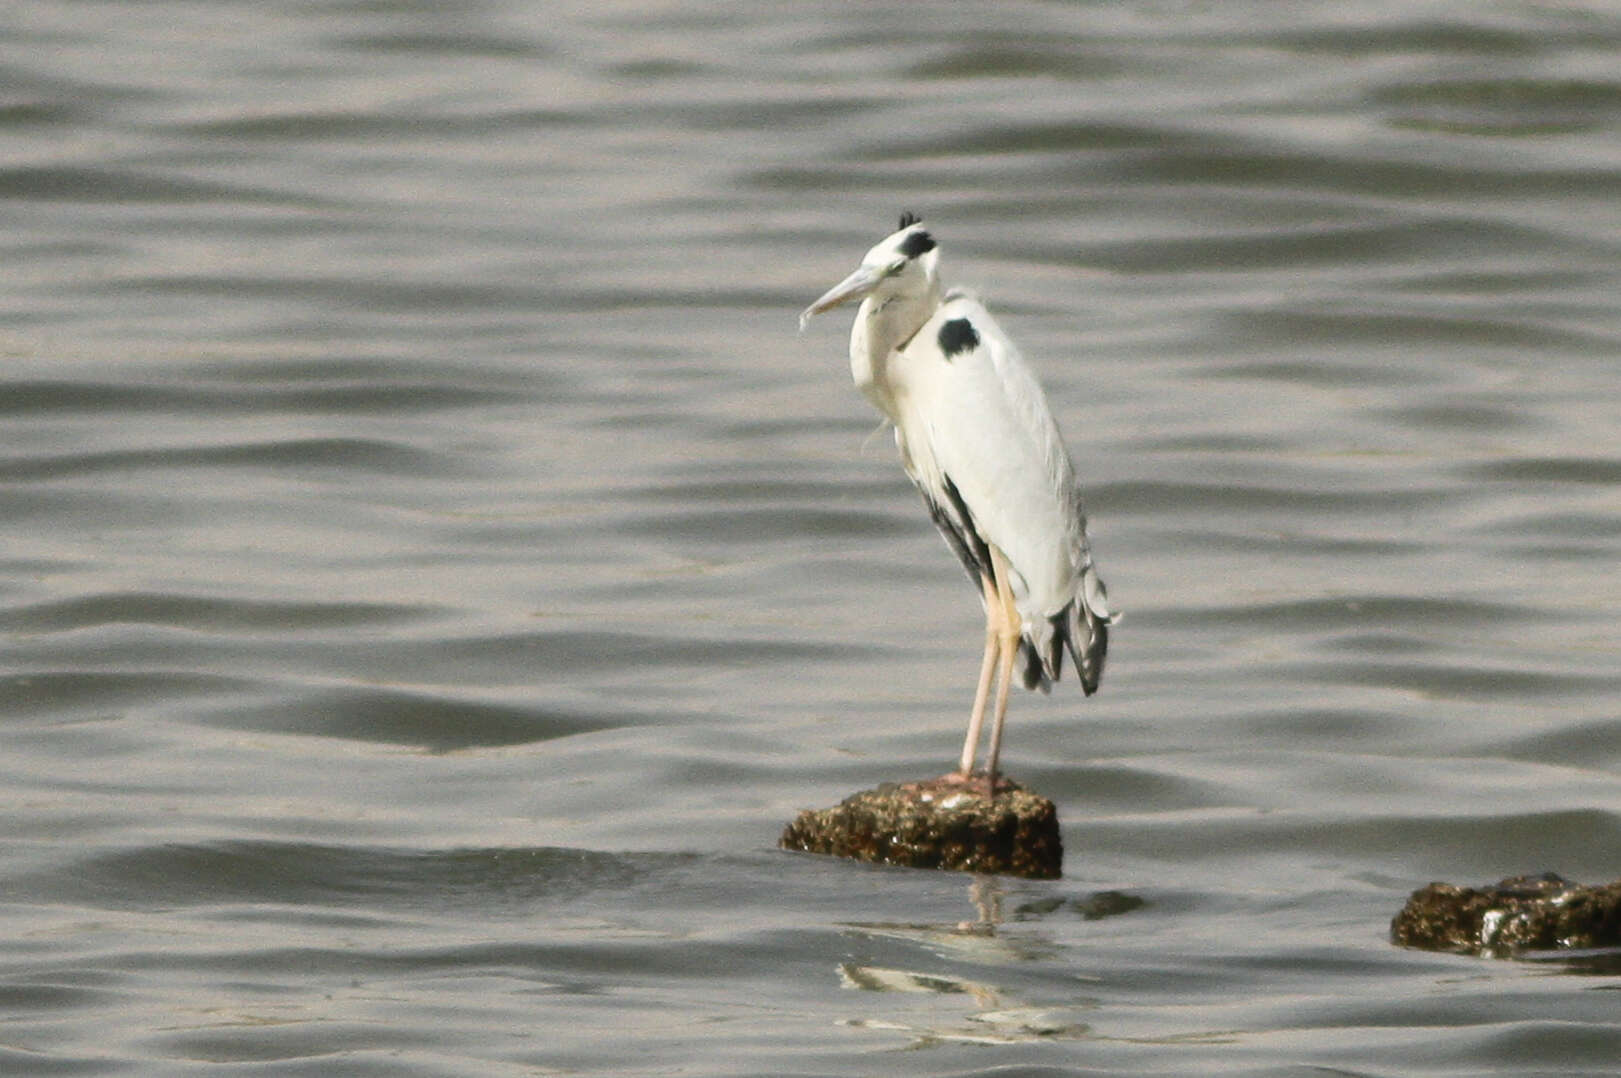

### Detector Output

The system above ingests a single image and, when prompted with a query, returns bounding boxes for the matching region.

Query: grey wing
[924,294,1114,695]
[920,474,992,589]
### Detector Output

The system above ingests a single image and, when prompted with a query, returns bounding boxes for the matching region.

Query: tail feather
[1021,590,1113,696]
[1068,564,1114,696]
[1018,640,1049,693]
[1074,612,1107,696]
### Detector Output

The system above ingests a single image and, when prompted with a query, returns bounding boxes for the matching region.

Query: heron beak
[799,265,882,330]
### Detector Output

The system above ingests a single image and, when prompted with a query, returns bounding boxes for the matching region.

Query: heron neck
[849,287,938,420]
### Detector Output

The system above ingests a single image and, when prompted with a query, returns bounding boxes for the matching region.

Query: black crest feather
[897,210,923,230]
[898,229,936,259]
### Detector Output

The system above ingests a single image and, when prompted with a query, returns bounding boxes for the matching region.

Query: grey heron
[800,213,1114,796]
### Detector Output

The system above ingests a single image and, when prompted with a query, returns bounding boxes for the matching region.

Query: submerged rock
[1391,873,1621,956]
[779,775,1062,879]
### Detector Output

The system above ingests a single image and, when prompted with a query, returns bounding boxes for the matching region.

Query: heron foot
[938,769,1006,802]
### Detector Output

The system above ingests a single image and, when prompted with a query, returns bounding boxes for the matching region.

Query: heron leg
[957,573,1001,777]
[982,547,1023,799]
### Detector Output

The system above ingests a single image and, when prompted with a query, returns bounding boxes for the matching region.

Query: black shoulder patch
[897,210,922,230]
[898,229,935,259]
[936,317,979,359]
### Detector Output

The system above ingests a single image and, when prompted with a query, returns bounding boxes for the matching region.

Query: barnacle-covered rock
[779,775,1061,879]
[1391,874,1621,956]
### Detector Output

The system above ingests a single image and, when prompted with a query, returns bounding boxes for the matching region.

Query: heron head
[799,213,940,329]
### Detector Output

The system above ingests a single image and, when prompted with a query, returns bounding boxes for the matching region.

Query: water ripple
[0,438,477,481]
[192,686,625,751]
[35,843,668,911]
[0,593,433,634]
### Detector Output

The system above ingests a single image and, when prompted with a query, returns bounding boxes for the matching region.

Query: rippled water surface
[5,2,1621,1074]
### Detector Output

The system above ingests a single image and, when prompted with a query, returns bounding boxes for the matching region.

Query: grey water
[4,1,1621,1073]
